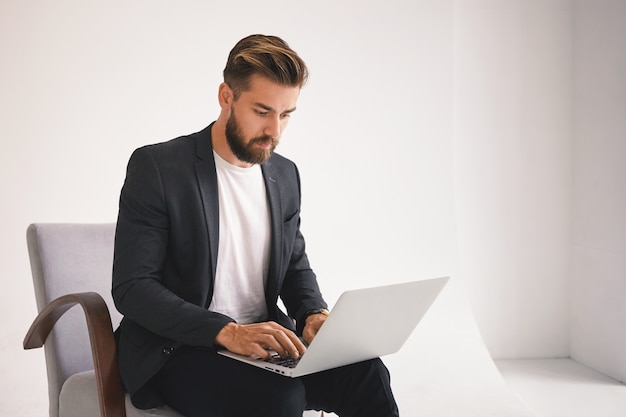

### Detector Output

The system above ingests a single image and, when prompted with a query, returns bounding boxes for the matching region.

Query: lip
[255,141,273,149]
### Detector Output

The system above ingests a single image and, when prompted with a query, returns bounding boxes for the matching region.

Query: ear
[218,82,234,109]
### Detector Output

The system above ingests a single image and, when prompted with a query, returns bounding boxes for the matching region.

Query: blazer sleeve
[112,146,233,347]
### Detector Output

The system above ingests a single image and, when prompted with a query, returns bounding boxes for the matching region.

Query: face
[225,107,274,165]
[222,75,300,165]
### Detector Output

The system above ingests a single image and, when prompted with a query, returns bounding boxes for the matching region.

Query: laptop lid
[219,276,449,377]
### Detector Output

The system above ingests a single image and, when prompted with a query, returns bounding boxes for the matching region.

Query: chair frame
[23,292,126,417]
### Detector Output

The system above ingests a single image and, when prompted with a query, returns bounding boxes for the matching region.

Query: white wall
[0,1,456,414]
[570,0,626,382]
[453,0,573,359]
[454,0,626,384]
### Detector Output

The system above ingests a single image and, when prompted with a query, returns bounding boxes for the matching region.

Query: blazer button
[162,345,175,355]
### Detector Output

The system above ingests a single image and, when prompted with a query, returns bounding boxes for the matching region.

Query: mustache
[250,136,276,146]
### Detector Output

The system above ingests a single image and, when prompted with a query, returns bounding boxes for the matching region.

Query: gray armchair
[23,223,324,417]
[23,223,184,417]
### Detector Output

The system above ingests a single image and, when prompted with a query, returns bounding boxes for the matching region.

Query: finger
[302,327,314,345]
[260,322,307,357]
[249,343,274,359]
[262,328,304,359]
[302,319,324,345]
[282,327,307,356]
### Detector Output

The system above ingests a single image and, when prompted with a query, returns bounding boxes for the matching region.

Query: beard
[225,108,278,165]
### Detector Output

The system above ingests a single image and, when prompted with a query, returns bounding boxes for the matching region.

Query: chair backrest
[27,223,120,417]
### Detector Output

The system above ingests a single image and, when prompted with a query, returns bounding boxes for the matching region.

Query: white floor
[310,358,626,417]
[496,358,626,417]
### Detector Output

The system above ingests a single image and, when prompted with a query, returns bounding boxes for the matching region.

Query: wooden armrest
[24,292,126,417]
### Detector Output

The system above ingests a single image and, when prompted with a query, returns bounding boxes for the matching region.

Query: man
[112,34,399,417]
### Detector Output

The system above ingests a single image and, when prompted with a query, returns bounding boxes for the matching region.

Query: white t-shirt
[208,151,271,324]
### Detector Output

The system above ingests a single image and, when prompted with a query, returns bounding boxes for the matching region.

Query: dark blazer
[112,123,327,408]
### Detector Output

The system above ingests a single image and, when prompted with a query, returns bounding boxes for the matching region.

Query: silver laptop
[218,276,449,377]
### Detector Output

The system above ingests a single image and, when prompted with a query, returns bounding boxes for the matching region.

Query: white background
[1,0,624,415]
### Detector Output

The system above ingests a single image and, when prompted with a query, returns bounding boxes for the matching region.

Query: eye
[280,113,291,120]
[255,109,268,116]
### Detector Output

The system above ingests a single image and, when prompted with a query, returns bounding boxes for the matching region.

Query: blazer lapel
[194,126,220,298]
[261,160,284,304]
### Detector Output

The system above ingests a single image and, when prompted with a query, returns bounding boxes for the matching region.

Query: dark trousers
[150,346,399,417]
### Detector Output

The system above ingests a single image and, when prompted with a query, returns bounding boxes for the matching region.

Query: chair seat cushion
[59,370,183,417]
[60,370,324,416]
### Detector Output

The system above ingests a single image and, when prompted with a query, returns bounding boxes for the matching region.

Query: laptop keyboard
[264,353,300,369]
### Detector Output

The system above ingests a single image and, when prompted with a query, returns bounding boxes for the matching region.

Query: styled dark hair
[223,34,309,98]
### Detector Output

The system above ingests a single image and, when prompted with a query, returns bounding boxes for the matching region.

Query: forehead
[237,74,301,110]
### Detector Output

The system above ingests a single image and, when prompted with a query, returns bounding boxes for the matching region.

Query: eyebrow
[254,102,297,114]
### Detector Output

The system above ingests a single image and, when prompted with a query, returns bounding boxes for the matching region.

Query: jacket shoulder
[133,134,195,159]
[130,124,212,161]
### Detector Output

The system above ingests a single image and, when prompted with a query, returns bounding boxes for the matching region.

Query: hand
[302,313,327,345]
[215,321,307,360]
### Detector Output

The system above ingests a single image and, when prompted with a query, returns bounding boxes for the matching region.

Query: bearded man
[112,34,399,417]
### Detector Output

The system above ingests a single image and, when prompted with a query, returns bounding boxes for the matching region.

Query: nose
[264,115,281,138]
